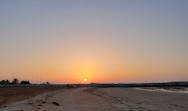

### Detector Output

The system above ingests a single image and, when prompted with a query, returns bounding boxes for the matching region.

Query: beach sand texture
[0,87,188,111]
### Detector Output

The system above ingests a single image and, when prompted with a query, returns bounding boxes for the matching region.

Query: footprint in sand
[52,102,60,106]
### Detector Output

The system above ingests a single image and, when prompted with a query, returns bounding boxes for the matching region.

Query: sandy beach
[0,87,187,111]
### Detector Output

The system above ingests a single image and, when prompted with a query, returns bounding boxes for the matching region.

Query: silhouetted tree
[20,80,30,84]
[0,80,10,84]
[12,78,19,84]
[46,82,50,84]
[0,80,6,84]
[6,80,10,84]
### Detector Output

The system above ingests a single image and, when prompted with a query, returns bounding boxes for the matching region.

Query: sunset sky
[0,0,187,84]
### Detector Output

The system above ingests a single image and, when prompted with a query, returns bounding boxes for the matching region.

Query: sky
[0,0,188,84]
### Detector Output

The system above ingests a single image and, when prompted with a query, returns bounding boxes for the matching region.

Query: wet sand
[137,87,188,93]
[0,87,188,111]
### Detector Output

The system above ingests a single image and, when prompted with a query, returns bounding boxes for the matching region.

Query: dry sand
[0,87,188,111]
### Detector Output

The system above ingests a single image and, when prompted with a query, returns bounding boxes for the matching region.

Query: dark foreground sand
[0,87,63,107]
[0,87,188,111]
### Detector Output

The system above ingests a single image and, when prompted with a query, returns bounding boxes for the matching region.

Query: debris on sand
[67,84,77,88]
[52,102,60,106]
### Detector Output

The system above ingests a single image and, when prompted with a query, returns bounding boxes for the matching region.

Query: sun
[84,79,87,82]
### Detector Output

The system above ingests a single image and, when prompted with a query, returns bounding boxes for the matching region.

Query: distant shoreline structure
[0,81,188,87]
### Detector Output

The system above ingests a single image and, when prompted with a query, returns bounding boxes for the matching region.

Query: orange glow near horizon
[1,54,187,84]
